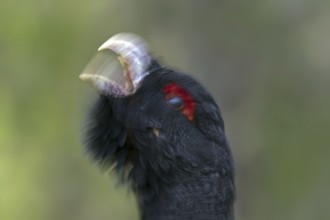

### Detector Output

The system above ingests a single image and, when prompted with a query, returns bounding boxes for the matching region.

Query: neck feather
[137,172,235,220]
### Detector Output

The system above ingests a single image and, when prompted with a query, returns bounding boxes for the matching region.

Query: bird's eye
[163,83,196,121]
[166,96,185,110]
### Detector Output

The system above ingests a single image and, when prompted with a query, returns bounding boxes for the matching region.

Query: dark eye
[166,96,184,110]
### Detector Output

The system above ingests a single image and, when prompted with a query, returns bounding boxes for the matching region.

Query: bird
[79,33,235,220]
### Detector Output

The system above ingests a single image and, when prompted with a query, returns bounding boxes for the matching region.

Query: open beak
[79,33,152,97]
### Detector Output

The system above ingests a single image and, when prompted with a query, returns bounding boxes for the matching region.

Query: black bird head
[80,33,235,220]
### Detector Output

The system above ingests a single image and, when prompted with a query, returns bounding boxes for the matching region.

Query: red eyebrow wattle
[164,83,196,121]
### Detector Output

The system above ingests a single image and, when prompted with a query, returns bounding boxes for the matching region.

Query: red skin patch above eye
[164,83,196,121]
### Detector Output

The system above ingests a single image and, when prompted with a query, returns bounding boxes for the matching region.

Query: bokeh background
[1,0,330,220]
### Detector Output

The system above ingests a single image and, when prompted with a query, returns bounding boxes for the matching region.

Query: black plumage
[81,34,235,220]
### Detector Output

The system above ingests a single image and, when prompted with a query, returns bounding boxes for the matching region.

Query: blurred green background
[1,0,330,220]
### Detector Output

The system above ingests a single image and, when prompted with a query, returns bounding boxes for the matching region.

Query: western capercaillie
[80,33,235,220]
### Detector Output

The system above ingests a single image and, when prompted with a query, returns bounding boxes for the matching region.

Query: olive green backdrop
[1,0,329,220]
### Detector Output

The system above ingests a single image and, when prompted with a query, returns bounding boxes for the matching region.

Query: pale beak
[79,33,152,97]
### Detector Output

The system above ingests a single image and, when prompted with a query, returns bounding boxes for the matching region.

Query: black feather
[83,63,235,220]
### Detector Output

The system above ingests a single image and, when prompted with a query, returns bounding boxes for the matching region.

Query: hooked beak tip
[79,73,90,81]
[97,40,112,52]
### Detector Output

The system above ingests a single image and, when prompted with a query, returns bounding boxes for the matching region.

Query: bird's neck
[137,173,235,220]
